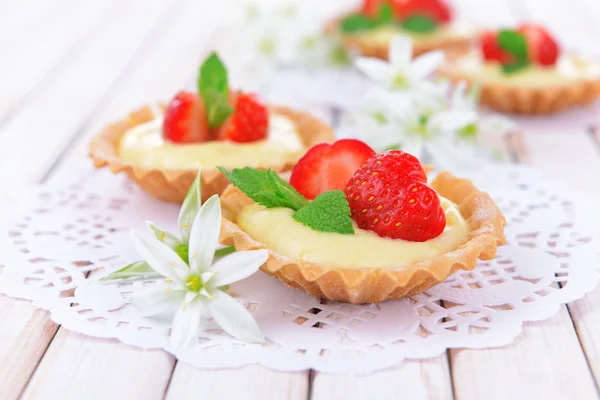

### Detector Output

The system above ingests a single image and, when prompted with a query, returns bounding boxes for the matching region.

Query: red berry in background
[163,91,210,144]
[218,92,269,143]
[481,31,514,63]
[361,0,389,18]
[290,139,376,200]
[393,0,453,23]
[345,150,446,242]
[518,23,560,66]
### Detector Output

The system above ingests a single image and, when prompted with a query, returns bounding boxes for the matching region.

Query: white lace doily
[1,165,599,374]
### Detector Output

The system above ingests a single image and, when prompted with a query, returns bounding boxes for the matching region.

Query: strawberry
[393,0,452,23]
[518,23,560,66]
[290,139,376,200]
[163,91,210,144]
[344,150,446,242]
[480,31,513,63]
[361,0,389,18]
[219,92,269,143]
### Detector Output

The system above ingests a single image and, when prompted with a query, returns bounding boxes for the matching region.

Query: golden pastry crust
[440,62,600,115]
[325,18,473,60]
[219,171,506,304]
[89,105,334,203]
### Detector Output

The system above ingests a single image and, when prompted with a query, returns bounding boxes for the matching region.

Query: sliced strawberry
[345,150,445,242]
[290,139,376,200]
[518,23,560,66]
[361,0,389,18]
[481,31,514,63]
[163,91,210,144]
[393,0,453,23]
[219,92,269,143]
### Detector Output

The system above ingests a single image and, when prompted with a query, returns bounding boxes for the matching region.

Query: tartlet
[89,104,333,203]
[219,145,506,304]
[329,0,473,60]
[440,24,600,115]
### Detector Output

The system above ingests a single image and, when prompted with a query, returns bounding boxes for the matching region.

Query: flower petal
[211,250,268,287]
[430,110,477,133]
[207,291,264,343]
[170,298,204,352]
[146,221,182,249]
[129,286,185,316]
[187,195,221,274]
[411,50,444,78]
[389,35,413,66]
[130,230,189,282]
[178,171,202,243]
[355,57,392,84]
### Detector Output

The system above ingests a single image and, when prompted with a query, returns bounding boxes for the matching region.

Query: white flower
[128,195,269,351]
[355,36,444,95]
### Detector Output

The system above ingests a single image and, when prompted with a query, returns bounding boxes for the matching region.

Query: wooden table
[1,0,600,399]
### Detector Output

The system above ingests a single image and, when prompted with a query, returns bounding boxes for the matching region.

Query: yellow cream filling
[118,110,305,170]
[349,24,473,47]
[452,50,600,87]
[237,197,469,269]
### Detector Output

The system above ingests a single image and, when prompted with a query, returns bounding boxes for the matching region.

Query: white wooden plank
[0,0,116,121]
[165,366,309,400]
[22,330,175,400]
[312,356,452,400]
[0,0,177,186]
[0,297,58,400]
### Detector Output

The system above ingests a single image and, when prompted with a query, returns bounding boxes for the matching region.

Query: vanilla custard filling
[118,109,305,170]
[349,24,473,47]
[452,50,600,87]
[237,197,469,269]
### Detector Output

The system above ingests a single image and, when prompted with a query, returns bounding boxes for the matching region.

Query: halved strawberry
[361,0,389,18]
[163,91,210,144]
[345,150,445,242]
[481,31,513,63]
[393,0,452,23]
[290,139,376,200]
[518,23,560,66]
[218,92,268,143]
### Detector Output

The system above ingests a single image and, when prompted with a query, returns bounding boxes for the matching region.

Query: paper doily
[1,165,599,374]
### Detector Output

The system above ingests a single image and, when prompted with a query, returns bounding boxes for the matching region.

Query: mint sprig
[220,167,355,234]
[401,15,437,33]
[496,30,530,75]
[339,3,394,33]
[198,53,233,128]
[293,190,354,234]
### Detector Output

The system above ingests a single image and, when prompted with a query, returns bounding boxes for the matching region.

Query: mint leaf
[401,16,437,33]
[501,59,529,74]
[219,167,308,211]
[199,53,233,128]
[293,190,354,234]
[99,261,160,282]
[377,3,393,24]
[203,89,233,129]
[339,14,378,32]
[497,30,528,60]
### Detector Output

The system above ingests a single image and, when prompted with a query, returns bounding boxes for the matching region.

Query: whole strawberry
[219,92,269,143]
[344,150,446,242]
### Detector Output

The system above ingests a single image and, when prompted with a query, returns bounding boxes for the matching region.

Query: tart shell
[89,105,334,204]
[440,64,600,115]
[219,172,506,304]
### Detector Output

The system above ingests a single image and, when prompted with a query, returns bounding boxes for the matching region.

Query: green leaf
[401,16,437,33]
[339,14,379,32]
[147,222,182,249]
[218,167,309,211]
[497,30,528,59]
[377,3,393,24]
[293,190,354,234]
[203,89,234,129]
[214,245,236,258]
[501,59,530,74]
[178,171,202,243]
[198,53,233,128]
[99,261,160,282]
